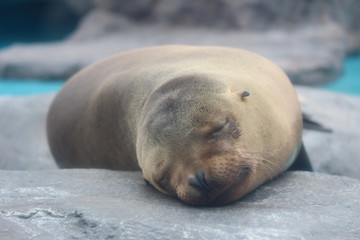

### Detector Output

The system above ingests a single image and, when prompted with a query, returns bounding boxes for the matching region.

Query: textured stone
[0,94,57,170]
[68,9,133,42]
[0,24,345,84]
[93,0,155,20]
[0,170,359,240]
[152,0,360,32]
[1,0,359,53]
[91,0,360,52]
[1,86,360,180]
[297,86,360,180]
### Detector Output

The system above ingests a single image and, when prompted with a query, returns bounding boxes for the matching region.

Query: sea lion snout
[175,149,254,206]
[188,171,212,193]
[180,166,252,205]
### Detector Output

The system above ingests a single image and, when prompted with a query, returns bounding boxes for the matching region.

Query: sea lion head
[136,73,301,206]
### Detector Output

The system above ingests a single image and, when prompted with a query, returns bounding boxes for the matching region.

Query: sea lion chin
[47,45,306,206]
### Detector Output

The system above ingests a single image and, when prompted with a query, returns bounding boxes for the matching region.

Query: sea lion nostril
[188,177,202,190]
[188,171,212,192]
[195,171,208,189]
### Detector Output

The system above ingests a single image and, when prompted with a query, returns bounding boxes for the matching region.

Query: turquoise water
[0,41,66,95]
[322,55,360,96]
[0,55,359,96]
[0,80,64,95]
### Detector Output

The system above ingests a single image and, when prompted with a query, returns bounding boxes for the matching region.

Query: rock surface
[0,170,359,240]
[0,24,345,84]
[149,0,360,53]
[0,94,57,170]
[59,0,360,53]
[298,87,360,180]
[1,88,360,179]
[1,0,359,75]
[68,8,133,41]
[1,2,359,238]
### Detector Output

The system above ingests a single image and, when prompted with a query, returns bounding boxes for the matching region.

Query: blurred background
[0,0,359,96]
[0,0,359,176]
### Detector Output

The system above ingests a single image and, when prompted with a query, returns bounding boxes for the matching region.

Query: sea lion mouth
[183,163,253,206]
[156,148,257,206]
[209,166,252,205]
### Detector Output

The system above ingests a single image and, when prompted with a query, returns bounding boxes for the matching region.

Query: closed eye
[212,124,225,133]
[209,118,230,136]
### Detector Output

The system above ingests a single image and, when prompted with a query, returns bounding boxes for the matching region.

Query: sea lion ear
[239,91,250,101]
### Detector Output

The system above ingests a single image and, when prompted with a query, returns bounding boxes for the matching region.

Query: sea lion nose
[188,170,212,193]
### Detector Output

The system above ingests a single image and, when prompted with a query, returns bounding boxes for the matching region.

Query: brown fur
[47,45,302,205]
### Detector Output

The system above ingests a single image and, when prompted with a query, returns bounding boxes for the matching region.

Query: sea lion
[47,45,310,206]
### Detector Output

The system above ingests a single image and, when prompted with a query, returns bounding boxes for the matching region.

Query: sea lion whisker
[254,159,281,181]
[242,157,276,180]
[241,156,281,177]
[241,151,277,158]
[184,127,196,137]
[258,163,273,181]
[244,156,282,173]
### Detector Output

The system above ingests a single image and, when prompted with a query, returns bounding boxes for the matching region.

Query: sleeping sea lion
[47,45,312,205]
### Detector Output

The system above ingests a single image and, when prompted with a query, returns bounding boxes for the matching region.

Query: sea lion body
[47,45,303,205]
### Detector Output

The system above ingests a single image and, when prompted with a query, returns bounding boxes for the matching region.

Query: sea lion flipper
[288,143,313,171]
[302,113,332,133]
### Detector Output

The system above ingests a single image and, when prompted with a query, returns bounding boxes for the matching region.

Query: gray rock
[67,0,360,53]
[1,0,359,54]
[297,86,360,180]
[0,170,359,240]
[0,24,345,85]
[68,9,133,42]
[152,0,360,31]
[91,0,360,53]
[1,85,360,180]
[63,0,94,17]
[0,94,57,170]
[93,0,155,20]
[152,0,233,28]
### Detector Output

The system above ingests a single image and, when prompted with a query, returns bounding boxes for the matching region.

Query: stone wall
[1,0,359,52]
[71,0,360,53]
